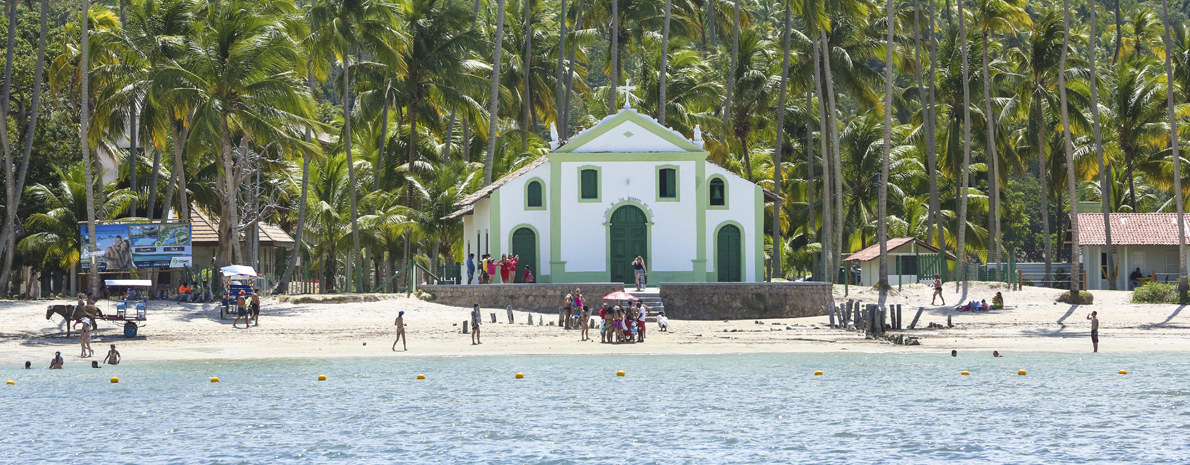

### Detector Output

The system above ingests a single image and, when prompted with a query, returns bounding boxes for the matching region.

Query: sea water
[1,352,1187,464]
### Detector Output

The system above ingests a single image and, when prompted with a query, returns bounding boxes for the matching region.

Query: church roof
[450,156,549,209]
[553,108,703,154]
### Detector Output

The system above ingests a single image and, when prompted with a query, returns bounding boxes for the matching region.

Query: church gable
[554,109,703,154]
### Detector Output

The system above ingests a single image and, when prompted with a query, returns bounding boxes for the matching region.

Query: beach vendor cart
[96,279,151,338]
[219,265,259,319]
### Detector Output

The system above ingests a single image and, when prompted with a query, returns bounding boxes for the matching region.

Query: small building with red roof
[846,237,955,287]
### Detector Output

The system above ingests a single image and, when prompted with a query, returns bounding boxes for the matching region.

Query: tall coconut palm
[723,0,740,126]
[81,0,101,294]
[769,0,791,280]
[658,0,672,125]
[1058,0,1080,295]
[0,0,49,292]
[1089,0,1115,289]
[156,0,317,267]
[310,0,404,291]
[19,165,136,274]
[521,0,531,150]
[926,0,942,253]
[1160,0,1188,291]
[954,0,972,289]
[877,0,893,293]
[483,0,508,185]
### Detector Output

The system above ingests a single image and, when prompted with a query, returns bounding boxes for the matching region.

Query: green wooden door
[511,228,537,283]
[609,206,647,284]
[717,225,742,282]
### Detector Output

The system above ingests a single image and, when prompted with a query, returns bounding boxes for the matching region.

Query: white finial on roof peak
[549,123,560,150]
[693,125,703,144]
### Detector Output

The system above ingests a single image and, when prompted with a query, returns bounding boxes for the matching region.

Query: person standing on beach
[393,311,407,351]
[485,255,496,284]
[77,317,93,358]
[563,292,574,330]
[233,291,249,328]
[580,306,590,341]
[466,253,476,284]
[471,304,482,345]
[635,301,648,342]
[250,291,261,326]
[632,256,647,291]
[104,344,121,365]
[931,275,945,305]
[1087,311,1099,352]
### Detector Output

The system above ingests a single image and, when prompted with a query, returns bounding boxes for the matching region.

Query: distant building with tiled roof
[1075,213,1190,289]
[846,237,954,287]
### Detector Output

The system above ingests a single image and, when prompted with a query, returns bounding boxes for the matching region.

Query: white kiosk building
[446,107,780,285]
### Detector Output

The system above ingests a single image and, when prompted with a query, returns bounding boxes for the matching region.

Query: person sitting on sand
[979,300,989,311]
[993,351,1002,357]
[393,311,407,351]
[104,344,120,365]
[49,352,63,369]
[991,292,1004,310]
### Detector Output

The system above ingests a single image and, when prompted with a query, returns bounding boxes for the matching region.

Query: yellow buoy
[616,371,625,377]
[110,377,119,383]
[961,371,970,376]
[515,372,524,379]
[210,377,220,383]
[1018,369,1027,376]
[1119,370,1128,375]
[814,370,823,376]
[5,380,13,385]
[318,375,327,381]
[416,374,426,380]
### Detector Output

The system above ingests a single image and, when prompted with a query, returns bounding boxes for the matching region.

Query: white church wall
[558,160,697,273]
[498,163,551,276]
[704,164,760,282]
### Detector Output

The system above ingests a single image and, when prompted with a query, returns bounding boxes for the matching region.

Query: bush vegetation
[1131,283,1190,305]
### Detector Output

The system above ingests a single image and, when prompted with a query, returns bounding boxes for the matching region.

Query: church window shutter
[659,168,677,198]
[580,169,598,199]
[527,181,543,207]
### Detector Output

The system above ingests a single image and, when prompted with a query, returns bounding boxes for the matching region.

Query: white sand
[2,283,1188,364]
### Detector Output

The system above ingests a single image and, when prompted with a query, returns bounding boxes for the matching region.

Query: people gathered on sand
[598,303,650,344]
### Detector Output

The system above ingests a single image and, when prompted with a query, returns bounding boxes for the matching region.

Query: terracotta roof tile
[189,204,294,247]
[1077,213,1190,246]
[453,157,548,208]
[846,237,955,262]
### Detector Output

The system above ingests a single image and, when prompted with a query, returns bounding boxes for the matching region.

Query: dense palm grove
[3,0,1190,295]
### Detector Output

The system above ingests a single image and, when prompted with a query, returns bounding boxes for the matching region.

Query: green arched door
[511,227,537,283]
[609,206,648,284]
[717,225,742,282]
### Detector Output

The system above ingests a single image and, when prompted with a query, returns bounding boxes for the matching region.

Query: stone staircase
[628,289,664,322]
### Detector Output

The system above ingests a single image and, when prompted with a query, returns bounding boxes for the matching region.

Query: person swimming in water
[49,352,63,369]
[104,344,121,365]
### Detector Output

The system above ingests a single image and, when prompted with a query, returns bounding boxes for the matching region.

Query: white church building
[445,106,780,285]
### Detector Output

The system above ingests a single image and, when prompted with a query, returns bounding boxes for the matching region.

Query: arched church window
[527,181,543,208]
[710,178,726,206]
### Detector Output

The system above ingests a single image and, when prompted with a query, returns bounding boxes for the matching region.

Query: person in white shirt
[635,301,648,342]
[656,311,670,332]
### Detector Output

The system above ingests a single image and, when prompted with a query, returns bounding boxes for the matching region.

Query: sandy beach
[2,282,1188,364]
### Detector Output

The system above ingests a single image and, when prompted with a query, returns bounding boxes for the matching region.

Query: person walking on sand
[393,311,407,351]
[1087,311,1099,352]
[233,291,250,328]
[471,303,482,345]
[77,317,93,358]
[632,256,647,291]
[931,275,945,305]
[250,291,261,326]
[104,344,120,365]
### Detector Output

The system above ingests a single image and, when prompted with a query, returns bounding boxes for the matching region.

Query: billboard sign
[80,222,192,271]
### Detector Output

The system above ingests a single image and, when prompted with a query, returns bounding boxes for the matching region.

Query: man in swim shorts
[233,291,249,328]
[250,291,261,326]
[1087,311,1099,352]
[393,311,407,351]
[471,304,482,345]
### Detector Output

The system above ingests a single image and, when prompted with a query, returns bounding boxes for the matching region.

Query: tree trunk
[1113,0,1122,65]
[878,0,893,292]
[343,56,361,292]
[81,0,101,293]
[912,0,929,245]
[1039,103,1052,283]
[769,0,791,282]
[278,65,318,293]
[147,148,160,218]
[1090,0,1115,289]
[0,0,46,291]
[822,32,844,278]
[724,0,740,126]
[955,0,971,289]
[806,89,816,275]
[927,0,942,254]
[658,0,672,124]
[609,0,618,113]
[521,0,531,150]
[483,0,507,185]
[561,4,582,138]
[1161,0,1188,291]
[1059,0,1081,295]
[1,0,18,294]
[813,33,832,281]
[554,0,567,130]
[169,117,190,221]
[981,31,999,279]
[406,88,422,280]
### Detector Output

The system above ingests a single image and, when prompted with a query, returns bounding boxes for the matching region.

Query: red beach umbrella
[602,291,639,301]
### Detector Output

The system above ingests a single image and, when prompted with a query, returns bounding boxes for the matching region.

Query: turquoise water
[2,352,1188,463]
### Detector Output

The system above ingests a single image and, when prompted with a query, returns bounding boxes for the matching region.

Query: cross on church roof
[619,80,637,109]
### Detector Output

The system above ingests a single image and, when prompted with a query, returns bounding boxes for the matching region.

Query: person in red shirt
[507,255,519,283]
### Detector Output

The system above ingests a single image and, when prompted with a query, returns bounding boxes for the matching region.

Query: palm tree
[955,0,973,288]
[1058,0,1080,295]
[0,0,49,292]
[658,0,672,125]
[19,165,135,274]
[927,0,943,253]
[484,0,508,185]
[1159,0,1188,291]
[310,0,404,291]
[723,0,740,126]
[156,0,316,267]
[1089,0,1115,289]
[81,0,101,294]
[769,0,791,281]
[877,0,894,292]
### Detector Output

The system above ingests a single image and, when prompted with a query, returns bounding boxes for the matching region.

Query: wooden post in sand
[908,306,924,329]
[463,320,469,333]
[1017,270,1023,290]
[896,304,903,330]
[527,313,534,325]
[490,313,496,324]
[558,309,565,326]
[507,306,514,324]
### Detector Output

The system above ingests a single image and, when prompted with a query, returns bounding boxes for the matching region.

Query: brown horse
[46,305,103,336]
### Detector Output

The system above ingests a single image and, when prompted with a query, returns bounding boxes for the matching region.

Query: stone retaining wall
[420,283,623,314]
[659,282,833,320]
